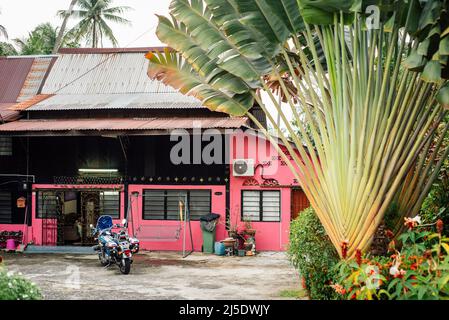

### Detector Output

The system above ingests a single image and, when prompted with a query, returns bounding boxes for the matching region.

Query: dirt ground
[1,251,301,300]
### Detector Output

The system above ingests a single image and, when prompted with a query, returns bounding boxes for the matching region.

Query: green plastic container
[200,214,220,254]
[201,228,216,253]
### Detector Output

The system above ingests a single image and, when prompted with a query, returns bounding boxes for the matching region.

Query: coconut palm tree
[14,23,79,55]
[147,0,449,258]
[57,0,132,48]
[53,0,78,54]
[0,9,8,39]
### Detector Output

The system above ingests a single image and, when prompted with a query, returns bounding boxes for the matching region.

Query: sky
[0,0,171,47]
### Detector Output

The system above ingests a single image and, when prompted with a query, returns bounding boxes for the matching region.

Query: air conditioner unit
[232,159,255,177]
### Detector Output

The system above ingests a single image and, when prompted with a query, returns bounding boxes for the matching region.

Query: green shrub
[0,264,42,300]
[288,207,340,300]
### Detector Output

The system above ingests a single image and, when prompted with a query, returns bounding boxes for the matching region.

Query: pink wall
[0,224,32,246]
[1,132,304,252]
[229,131,300,251]
[128,185,226,252]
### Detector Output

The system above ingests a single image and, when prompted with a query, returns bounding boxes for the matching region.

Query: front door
[80,191,100,245]
[291,189,310,220]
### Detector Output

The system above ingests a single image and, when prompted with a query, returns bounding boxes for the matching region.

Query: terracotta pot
[222,239,236,248]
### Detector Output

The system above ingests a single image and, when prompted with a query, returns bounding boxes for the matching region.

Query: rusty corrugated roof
[0,57,35,103]
[9,94,54,111]
[0,117,249,132]
[17,57,56,102]
[0,56,56,121]
[0,103,20,122]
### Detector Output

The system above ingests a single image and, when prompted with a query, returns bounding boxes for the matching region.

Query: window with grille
[0,191,12,224]
[143,189,211,221]
[99,191,120,219]
[36,191,59,218]
[242,190,281,222]
[0,137,12,156]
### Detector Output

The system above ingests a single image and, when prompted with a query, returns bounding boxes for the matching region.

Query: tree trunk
[92,21,97,48]
[52,0,78,54]
[369,220,389,256]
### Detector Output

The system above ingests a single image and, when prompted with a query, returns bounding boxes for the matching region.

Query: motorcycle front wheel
[120,259,131,274]
[99,250,109,267]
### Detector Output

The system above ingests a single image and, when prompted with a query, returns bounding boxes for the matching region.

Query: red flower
[404,216,421,230]
[437,219,444,234]
[423,250,432,259]
[388,240,396,252]
[301,277,307,290]
[385,229,394,239]
[355,249,362,266]
[330,283,346,295]
[341,240,349,259]
[410,263,418,271]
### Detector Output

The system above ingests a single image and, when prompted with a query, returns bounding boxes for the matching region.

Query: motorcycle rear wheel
[120,259,131,274]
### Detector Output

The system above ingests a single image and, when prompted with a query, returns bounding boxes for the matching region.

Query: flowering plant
[331,218,449,300]
[0,258,42,300]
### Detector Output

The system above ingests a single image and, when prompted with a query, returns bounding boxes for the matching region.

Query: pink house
[0,48,309,253]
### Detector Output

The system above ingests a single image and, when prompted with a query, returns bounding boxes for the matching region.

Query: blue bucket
[214,241,225,256]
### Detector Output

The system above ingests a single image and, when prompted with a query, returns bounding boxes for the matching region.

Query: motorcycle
[90,215,140,275]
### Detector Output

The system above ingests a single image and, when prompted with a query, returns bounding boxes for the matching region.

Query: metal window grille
[99,191,120,218]
[0,191,12,224]
[242,190,281,222]
[143,189,211,221]
[36,191,59,218]
[0,137,12,156]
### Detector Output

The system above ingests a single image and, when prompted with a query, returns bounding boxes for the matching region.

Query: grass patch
[279,288,308,299]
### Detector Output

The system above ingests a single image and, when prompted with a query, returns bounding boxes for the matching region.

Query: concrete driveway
[1,251,301,300]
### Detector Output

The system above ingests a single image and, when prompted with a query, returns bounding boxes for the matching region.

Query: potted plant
[243,218,256,236]
[226,210,241,238]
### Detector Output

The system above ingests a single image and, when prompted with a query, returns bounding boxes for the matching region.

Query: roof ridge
[57,47,171,55]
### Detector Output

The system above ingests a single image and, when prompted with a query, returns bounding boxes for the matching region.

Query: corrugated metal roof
[29,50,203,111]
[17,57,55,102]
[9,94,54,111]
[0,56,55,121]
[42,52,192,95]
[58,47,168,54]
[27,93,203,111]
[0,117,248,132]
[0,103,20,122]
[0,57,34,103]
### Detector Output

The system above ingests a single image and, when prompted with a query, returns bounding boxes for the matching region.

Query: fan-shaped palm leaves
[0,9,8,39]
[148,0,449,258]
[57,0,132,48]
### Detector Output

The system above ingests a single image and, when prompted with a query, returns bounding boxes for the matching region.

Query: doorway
[38,189,121,246]
[291,189,310,221]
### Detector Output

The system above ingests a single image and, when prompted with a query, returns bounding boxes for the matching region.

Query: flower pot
[222,238,236,248]
[244,242,253,251]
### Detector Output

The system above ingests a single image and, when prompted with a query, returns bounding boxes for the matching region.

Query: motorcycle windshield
[96,215,113,232]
